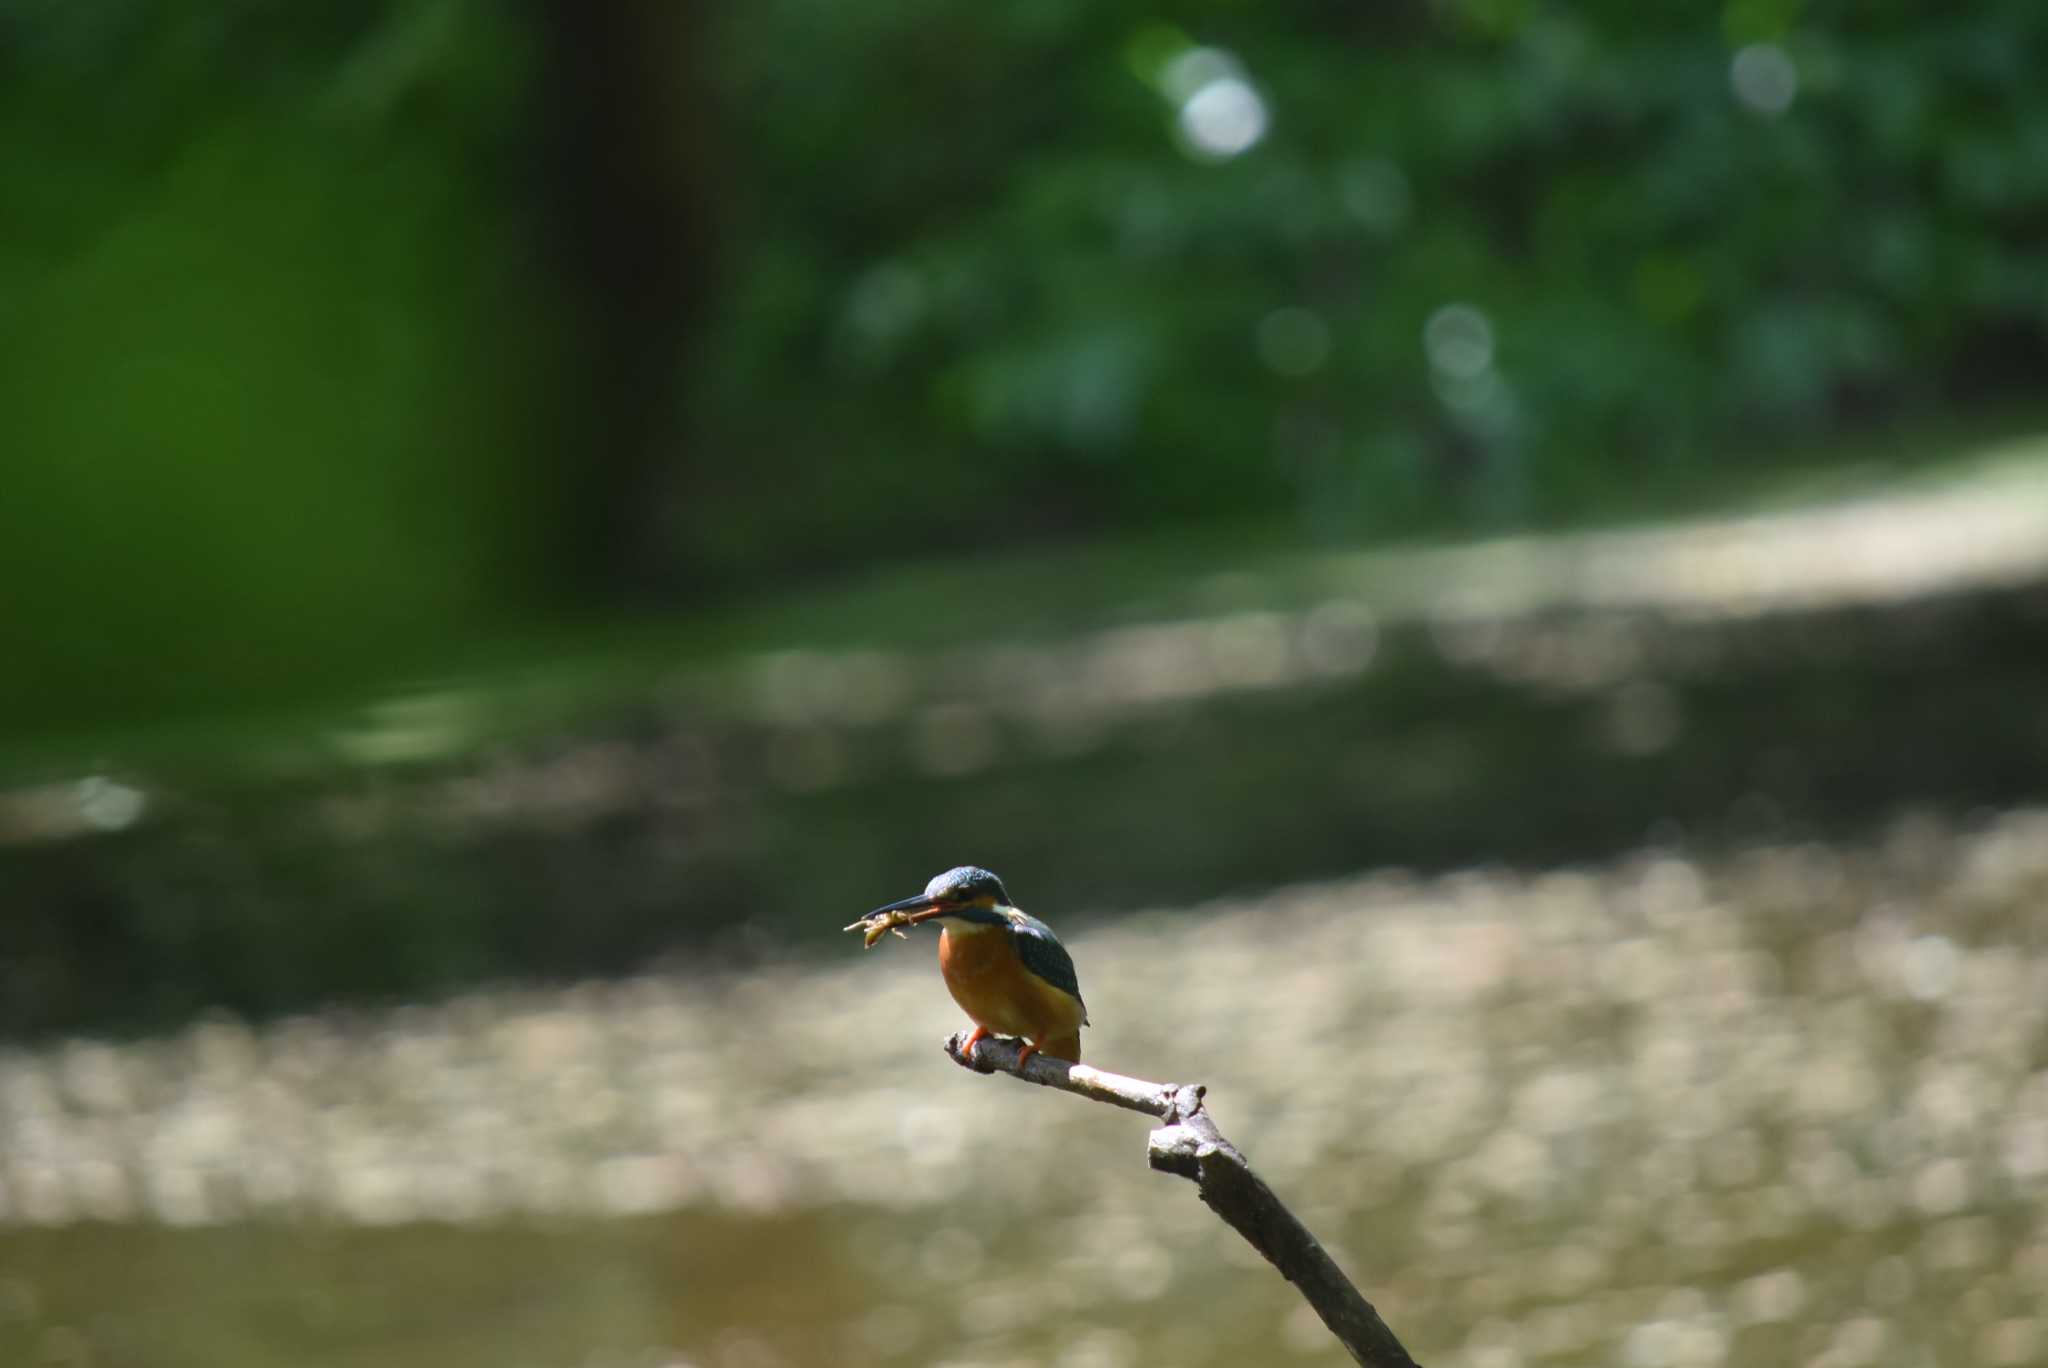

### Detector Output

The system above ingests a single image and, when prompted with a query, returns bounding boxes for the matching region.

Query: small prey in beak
[842,891,952,948]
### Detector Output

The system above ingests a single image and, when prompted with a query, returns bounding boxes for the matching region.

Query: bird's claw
[955,1027,997,1071]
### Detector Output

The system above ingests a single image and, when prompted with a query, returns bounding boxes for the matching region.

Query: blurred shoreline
[8,454,2048,1038]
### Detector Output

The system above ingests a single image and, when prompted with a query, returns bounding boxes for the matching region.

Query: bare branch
[942,1032,1424,1368]
[940,1032,1181,1116]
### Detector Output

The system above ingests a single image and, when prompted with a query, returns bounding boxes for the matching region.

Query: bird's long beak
[864,892,955,925]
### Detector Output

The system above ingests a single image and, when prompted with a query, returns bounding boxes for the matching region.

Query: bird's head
[866,865,1013,929]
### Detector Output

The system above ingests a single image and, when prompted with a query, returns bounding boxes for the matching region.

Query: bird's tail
[1038,1031,1082,1064]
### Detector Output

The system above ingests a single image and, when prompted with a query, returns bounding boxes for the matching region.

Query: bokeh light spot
[1730,43,1797,115]
[1163,50,1268,161]
[1424,303,1495,381]
[1900,933,1958,1002]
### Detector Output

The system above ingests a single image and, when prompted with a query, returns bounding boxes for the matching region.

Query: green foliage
[0,1,573,727]
[683,0,2048,577]
[6,1,2048,725]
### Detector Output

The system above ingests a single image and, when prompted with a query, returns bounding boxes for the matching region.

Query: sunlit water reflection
[4,809,2048,1365]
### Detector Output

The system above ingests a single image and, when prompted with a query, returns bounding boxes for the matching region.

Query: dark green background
[7,1,2046,729]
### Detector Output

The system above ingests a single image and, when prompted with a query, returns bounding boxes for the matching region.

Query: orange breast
[939,924,1085,1044]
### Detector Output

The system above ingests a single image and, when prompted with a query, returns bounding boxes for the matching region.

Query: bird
[860,866,1088,1064]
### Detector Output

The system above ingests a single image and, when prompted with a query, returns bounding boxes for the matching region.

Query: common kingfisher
[862,866,1089,1064]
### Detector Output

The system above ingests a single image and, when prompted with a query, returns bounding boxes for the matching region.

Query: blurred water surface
[4,808,2046,1367]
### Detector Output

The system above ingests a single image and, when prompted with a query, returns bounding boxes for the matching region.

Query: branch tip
[935,1032,1425,1368]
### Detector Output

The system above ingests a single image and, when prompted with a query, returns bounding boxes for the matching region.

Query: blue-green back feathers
[1006,909,1088,1020]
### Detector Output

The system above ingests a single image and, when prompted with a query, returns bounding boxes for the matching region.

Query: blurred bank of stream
[6,445,2048,1037]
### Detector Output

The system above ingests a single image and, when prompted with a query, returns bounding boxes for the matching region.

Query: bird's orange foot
[1016,1040,1041,1066]
[960,1025,992,1059]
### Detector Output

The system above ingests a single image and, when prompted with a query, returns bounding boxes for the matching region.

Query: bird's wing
[1007,911,1088,1022]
